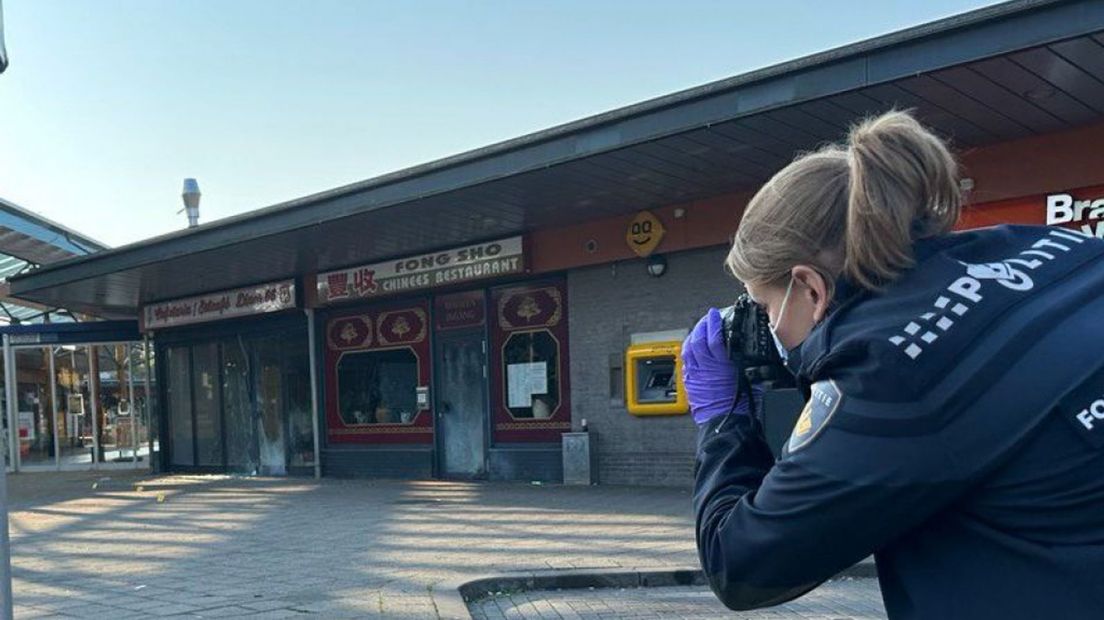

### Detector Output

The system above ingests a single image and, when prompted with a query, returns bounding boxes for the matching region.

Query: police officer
[682,110,1104,618]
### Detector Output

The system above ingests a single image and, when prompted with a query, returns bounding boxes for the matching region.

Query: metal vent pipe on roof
[181,178,201,228]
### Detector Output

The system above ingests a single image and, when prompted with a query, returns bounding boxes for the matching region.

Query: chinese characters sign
[142,280,296,330]
[317,236,525,305]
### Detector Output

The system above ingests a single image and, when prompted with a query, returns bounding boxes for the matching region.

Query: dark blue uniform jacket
[695,225,1104,618]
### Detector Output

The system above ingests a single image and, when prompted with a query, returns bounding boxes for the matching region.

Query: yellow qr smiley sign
[626,211,666,257]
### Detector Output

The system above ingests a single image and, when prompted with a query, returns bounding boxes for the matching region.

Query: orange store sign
[1046,192,1104,238]
[960,184,1104,238]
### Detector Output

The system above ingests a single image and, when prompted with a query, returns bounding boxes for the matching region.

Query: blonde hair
[725,110,961,292]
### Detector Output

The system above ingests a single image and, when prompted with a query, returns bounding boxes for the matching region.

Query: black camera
[717,294,801,455]
[718,294,794,389]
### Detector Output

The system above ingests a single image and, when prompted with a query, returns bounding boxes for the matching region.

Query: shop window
[163,330,312,475]
[222,338,256,472]
[192,343,223,467]
[337,348,420,425]
[502,330,560,419]
[166,346,194,467]
[282,349,314,469]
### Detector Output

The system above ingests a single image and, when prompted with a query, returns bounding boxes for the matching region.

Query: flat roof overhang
[0,198,109,323]
[0,321,141,346]
[10,0,1104,319]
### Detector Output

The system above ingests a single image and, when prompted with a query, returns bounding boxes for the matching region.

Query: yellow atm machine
[625,339,688,416]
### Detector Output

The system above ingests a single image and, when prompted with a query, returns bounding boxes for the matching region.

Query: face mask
[769,278,796,363]
[771,276,824,376]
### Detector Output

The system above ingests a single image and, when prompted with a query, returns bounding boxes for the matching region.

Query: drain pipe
[305,309,322,479]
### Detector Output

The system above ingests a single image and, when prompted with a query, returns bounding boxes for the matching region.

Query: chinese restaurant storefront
[8,0,1104,485]
[316,236,570,480]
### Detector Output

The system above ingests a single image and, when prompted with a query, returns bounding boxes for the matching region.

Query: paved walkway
[469,579,886,619]
[6,472,883,619]
[7,472,697,618]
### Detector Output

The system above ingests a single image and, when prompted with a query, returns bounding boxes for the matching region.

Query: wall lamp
[646,254,668,278]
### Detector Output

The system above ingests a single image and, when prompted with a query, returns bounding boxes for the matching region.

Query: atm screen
[636,357,677,403]
[646,371,673,389]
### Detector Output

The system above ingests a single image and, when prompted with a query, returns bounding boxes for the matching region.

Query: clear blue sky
[0,0,998,247]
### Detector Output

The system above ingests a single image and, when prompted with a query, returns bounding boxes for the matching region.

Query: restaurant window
[337,348,420,425]
[324,302,433,445]
[490,280,571,442]
[502,330,560,419]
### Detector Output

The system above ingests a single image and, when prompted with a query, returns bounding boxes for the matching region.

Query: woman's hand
[682,308,742,425]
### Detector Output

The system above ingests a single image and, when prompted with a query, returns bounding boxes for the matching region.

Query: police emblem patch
[788,380,842,453]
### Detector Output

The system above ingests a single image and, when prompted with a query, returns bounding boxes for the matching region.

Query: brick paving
[468,579,886,619]
[6,472,885,619]
[6,471,699,618]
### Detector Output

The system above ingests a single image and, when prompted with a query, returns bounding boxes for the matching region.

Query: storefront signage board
[142,280,297,330]
[317,236,525,304]
[1046,191,1104,238]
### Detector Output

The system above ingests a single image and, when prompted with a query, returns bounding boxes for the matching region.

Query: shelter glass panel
[18,348,55,467]
[56,346,92,467]
[95,344,135,464]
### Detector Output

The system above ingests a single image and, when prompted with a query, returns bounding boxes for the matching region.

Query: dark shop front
[143,280,316,476]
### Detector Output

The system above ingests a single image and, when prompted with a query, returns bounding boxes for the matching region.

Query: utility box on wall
[562,431,597,485]
[624,340,688,416]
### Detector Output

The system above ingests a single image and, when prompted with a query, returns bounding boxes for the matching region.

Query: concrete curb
[436,561,877,619]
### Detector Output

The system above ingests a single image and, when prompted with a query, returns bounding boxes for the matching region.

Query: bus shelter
[0,321,152,473]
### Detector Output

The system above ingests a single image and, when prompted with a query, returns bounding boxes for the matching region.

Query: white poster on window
[507,362,548,408]
[18,411,34,441]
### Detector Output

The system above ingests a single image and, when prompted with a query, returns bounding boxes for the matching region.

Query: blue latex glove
[682,308,750,425]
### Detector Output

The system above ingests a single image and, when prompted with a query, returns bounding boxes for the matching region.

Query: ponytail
[844,111,961,289]
[726,109,961,292]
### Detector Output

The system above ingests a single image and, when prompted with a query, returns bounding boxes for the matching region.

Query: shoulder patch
[787,380,842,453]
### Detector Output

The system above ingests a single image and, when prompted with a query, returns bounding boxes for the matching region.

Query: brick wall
[567,245,741,487]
